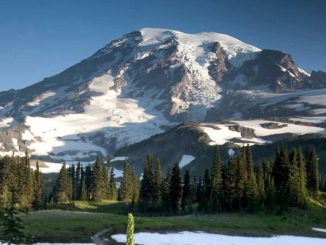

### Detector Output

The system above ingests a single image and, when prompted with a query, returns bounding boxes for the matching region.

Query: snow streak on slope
[27,91,56,107]
[0,117,13,128]
[200,120,326,146]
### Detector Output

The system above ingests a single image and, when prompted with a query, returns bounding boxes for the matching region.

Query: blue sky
[0,0,325,91]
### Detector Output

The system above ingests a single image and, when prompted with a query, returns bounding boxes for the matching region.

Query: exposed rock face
[209,42,230,82]
[234,49,308,92]
[0,28,325,162]
[310,71,326,88]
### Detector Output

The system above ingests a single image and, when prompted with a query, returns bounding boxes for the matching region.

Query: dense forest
[0,145,323,214]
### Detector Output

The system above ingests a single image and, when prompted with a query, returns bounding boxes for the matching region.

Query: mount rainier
[0,28,325,165]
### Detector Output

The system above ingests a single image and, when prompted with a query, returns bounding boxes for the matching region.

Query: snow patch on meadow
[111,231,326,245]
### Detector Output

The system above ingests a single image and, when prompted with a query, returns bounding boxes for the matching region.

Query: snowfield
[24,72,170,160]
[111,231,326,245]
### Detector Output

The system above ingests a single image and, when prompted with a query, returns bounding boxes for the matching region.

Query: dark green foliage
[139,155,154,211]
[243,146,259,210]
[273,147,291,207]
[108,167,118,200]
[121,161,139,203]
[161,165,172,213]
[263,161,276,208]
[288,148,303,206]
[211,147,222,212]
[152,159,162,211]
[169,163,182,213]
[33,161,43,210]
[306,146,319,198]
[181,170,192,213]
[0,186,28,244]
[256,162,265,206]
[91,157,108,202]
[0,155,43,209]
[198,169,211,212]
[54,163,72,204]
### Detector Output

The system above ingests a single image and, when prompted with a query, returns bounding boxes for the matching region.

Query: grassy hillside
[18,197,326,243]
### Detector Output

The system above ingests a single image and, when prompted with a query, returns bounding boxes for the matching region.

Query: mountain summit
[0,28,325,162]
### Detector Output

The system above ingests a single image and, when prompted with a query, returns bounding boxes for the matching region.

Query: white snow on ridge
[139,28,260,115]
[298,67,311,77]
[179,154,195,168]
[140,28,261,67]
[111,156,128,162]
[27,91,56,107]
[0,117,13,128]
[111,231,326,245]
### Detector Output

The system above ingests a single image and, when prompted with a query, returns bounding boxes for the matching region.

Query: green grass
[19,197,326,243]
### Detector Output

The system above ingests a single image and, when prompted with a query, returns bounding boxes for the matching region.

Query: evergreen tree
[195,177,203,205]
[80,170,87,201]
[256,162,265,206]
[161,165,171,213]
[54,163,72,204]
[224,157,237,210]
[68,164,76,200]
[139,155,154,211]
[120,161,135,202]
[297,148,307,205]
[108,167,117,200]
[264,161,276,208]
[152,159,162,211]
[169,163,182,214]
[18,152,33,208]
[85,164,92,200]
[0,186,28,244]
[91,157,105,202]
[243,146,259,210]
[235,154,247,210]
[288,148,302,206]
[32,161,43,210]
[199,169,211,212]
[75,162,82,200]
[273,147,291,207]
[211,147,222,212]
[0,156,11,207]
[181,170,192,213]
[306,146,319,198]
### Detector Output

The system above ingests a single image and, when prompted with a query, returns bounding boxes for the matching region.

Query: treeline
[0,153,43,210]
[49,157,117,204]
[134,145,320,214]
[0,145,322,214]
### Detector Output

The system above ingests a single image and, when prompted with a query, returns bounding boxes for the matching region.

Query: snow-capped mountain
[0,28,325,163]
